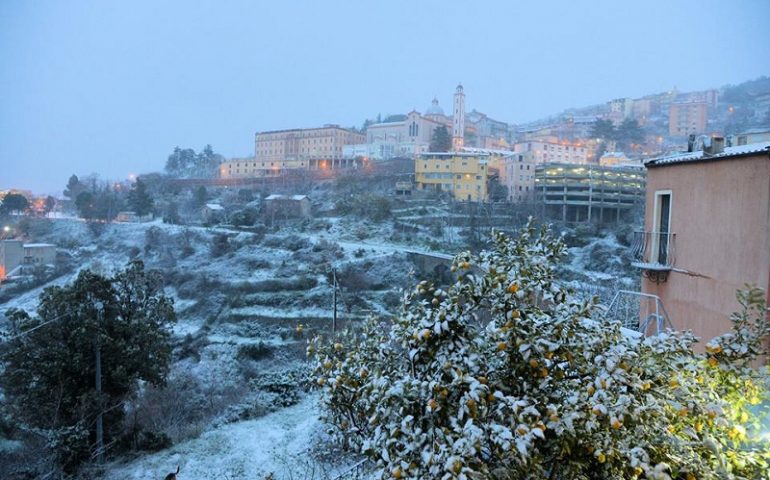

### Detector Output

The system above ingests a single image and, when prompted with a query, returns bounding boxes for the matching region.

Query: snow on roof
[265,194,309,201]
[646,141,770,167]
[462,147,516,156]
[204,203,224,210]
[23,243,55,248]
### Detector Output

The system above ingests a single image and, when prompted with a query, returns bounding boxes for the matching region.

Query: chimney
[711,136,725,154]
[687,134,696,152]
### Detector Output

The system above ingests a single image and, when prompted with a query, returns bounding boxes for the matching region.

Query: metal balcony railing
[606,290,674,336]
[631,230,676,269]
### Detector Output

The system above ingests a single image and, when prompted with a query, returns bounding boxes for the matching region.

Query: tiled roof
[646,142,770,167]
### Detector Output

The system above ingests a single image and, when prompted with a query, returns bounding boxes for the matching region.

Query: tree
[591,118,616,140]
[193,185,208,208]
[430,125,452,152]
[63,174,85,200]
[1,260,175,473]
[43,195,56,216]
[75,191,96,220]
[0,193,30,215]
[310,222,770,479]
[127,179,154,217]
[616,118,645,149]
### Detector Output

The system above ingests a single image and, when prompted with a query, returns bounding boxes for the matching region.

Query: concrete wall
[642,154,770,342]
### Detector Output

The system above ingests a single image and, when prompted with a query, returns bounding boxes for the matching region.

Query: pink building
[634,140,770,343]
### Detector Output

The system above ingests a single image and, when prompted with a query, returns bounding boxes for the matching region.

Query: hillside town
[2,1,770,478]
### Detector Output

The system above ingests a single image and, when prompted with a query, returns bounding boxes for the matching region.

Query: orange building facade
[635,142,770,343]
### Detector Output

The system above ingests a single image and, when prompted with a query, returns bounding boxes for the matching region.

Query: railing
[606,290,674,336]
[631,230,676,269]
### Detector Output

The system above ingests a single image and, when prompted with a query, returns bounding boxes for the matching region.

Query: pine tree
[430,125,452,152]
[127,179,154,216]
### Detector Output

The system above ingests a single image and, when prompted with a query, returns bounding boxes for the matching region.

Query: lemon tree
[309,222,770,479]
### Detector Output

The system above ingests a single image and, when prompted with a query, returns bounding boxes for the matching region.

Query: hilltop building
[452,84,466,150]
[364,110,447,158]
[634,140,770,342]
[668,101,707,137]
[220,125,365,178]
[513,140,589,165]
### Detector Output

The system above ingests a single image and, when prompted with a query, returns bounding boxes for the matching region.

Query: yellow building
[415,152,490,201]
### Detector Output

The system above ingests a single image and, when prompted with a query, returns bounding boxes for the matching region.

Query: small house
[263,194,311,220]
[202,203,225,223]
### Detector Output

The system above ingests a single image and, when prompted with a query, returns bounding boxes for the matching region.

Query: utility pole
[94,302,104,464]
[332,267,338,333]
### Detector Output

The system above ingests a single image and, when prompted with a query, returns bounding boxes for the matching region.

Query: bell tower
[452,83,465,150]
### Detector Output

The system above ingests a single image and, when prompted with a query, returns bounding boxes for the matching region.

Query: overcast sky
[1,0,768,193]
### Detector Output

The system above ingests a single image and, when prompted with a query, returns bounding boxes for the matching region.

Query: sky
[1,0,768,194]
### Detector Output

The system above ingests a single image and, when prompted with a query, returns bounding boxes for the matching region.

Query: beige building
[635,140,770,343]
[365,110,447,157]
[668,101,707,137]
[415,152,490,201]
[503,151,536,202]
[513,140,588,165]
[221,125,365,179]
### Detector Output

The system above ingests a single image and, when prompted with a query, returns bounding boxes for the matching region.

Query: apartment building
[668,101,707,137]
[634,140,770,342]
[415,152,490,201]
[513,140,588,165]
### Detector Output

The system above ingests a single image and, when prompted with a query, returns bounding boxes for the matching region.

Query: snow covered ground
[102,394,363,480]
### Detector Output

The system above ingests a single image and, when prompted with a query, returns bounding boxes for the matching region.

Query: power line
[1,311,72,343]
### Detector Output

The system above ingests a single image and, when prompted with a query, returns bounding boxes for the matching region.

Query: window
[652,190,673,265]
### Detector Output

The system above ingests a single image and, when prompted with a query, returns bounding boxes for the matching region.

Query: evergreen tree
[193,185,208,208]
[74,191,96,220]
[430,125,452,152]
[590,118,616,140]
[127,179,154,216]
[1,261,175,472]
[63,174,84,200]
[0,193,29,214]
[44,195,56,216]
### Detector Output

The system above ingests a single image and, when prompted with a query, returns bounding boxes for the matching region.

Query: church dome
[426,97,445,116]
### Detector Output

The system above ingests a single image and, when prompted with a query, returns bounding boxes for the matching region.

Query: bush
[310,222,770,479]
[236,341,273,361]
[210,233,231,257]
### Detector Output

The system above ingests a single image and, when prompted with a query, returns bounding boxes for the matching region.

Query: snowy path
[103,394,325,480]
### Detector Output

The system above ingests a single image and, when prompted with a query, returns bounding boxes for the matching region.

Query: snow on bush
[309,221,770,479]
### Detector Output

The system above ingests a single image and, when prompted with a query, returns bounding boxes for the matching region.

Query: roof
[265,194,309,201]
[23,243,55,248]
[205,203,224,210]
[646,142,770,168]
[419,151,491,158]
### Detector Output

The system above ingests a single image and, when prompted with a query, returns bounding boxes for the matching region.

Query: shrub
[309,222,770,479]
[236,342,273,362]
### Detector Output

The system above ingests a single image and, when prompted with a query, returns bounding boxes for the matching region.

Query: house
[0,240,56,280]
[202,203,225,223]
[263,194,311,220]
[634,138,770,342]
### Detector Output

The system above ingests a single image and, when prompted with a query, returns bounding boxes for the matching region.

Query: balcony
[631,231,676,283]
